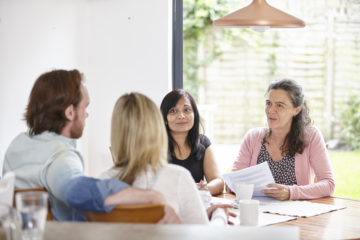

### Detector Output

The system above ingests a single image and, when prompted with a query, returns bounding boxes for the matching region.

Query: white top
[100,164,226,224]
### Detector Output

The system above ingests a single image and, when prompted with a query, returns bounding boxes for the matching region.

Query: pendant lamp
[213,0,305,32]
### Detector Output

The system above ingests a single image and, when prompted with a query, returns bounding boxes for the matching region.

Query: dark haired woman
[160,89,224,195]
[232,79,335,200]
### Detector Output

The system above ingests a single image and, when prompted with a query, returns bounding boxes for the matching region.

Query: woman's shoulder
[244,127,267,140]
[305,125,324,143]
[305,125,322,138]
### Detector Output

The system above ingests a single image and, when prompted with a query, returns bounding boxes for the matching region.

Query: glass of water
[0,203,21,240]
[15,192,48,240]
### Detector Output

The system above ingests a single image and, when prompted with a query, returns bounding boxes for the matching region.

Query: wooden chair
[85,204,165,223]
[14,187,53,221]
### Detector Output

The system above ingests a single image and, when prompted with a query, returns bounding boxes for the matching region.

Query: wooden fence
[195,0,360,143]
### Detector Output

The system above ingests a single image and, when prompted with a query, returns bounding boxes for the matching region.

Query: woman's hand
[197,180,209,191]
[207,204,236,225]
[262,183,290,201]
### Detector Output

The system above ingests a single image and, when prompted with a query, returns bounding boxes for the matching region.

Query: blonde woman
[100,92,231,224]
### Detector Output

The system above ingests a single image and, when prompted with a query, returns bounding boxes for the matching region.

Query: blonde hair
[110,92,168,184]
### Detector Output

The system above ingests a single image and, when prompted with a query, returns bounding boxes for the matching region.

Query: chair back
[14,187,52,221]
[85,204,165,223]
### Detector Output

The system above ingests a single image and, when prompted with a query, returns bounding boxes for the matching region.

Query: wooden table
[217,194,360,240]
[42,195,360,240]
[276,197,360,239]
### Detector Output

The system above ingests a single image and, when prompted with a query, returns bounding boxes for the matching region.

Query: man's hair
[25,69,83,136]
[111,92,168,184]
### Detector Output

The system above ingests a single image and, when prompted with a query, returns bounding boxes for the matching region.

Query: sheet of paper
[223,162,275,197]
[260,200,346,217]
[229,208,296,226]
[212,196,280,209]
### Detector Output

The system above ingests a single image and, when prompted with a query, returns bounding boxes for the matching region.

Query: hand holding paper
[223,162,275,197]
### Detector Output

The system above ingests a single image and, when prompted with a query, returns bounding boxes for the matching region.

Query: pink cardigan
[232,126,335,200]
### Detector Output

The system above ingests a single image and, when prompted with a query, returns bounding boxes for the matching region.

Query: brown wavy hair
[25,69,83,136]
[263,79,312,156]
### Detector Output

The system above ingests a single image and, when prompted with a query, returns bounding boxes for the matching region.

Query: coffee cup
[233,182,254,202]
[239,199,259,226]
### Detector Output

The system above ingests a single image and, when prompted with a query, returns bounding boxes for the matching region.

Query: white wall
[0,0,172,176]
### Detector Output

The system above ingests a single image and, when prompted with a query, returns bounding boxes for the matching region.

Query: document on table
[229,208,297,226]
[260,200,346,217]
[223,162,275,197]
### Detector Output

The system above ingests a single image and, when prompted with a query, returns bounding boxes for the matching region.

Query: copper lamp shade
[213,0,305,30]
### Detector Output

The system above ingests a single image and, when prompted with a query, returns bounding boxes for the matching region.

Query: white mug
[233,182,254,202]
[239,199,259,226]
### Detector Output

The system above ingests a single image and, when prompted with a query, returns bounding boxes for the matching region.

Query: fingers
[207,204,234,218]
[262,184,290,201]
[265,183,283,189]
[197,180,209,191]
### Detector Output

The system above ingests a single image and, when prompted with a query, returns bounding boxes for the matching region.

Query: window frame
[172,0,183,89]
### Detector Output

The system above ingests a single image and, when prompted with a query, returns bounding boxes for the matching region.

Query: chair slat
[85,204,164,223]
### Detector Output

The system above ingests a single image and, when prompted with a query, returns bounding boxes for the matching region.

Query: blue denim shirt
[3,131,129,221]
[64,176,129,212]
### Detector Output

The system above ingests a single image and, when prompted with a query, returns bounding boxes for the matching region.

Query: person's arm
[66,176,181,223]
[42,150,85,202]
[203,146,224,195]
[41,150,129,212]
[262,183,290,200]
[178,169,210,224]
[288,127,335,200]
[64,176,129,212]
[207,204,236,225]
[103,187,165,206]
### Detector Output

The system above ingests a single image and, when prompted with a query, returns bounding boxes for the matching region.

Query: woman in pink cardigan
[232,79,335,200]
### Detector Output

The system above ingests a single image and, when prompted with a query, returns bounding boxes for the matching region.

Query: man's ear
[64,104,75,121]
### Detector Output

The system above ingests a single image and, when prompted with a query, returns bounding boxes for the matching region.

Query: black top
[170,135,211,182]
[257,144,297,185]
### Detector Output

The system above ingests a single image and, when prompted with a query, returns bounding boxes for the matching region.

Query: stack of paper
[223,162,275,197]
[260,200,346,217]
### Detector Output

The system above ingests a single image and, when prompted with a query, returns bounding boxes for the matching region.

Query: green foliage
[183,0,232,100]
[329,150,360,199]
[340,95,360,150]
[183,0,274,100]
[265,32,280,80]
